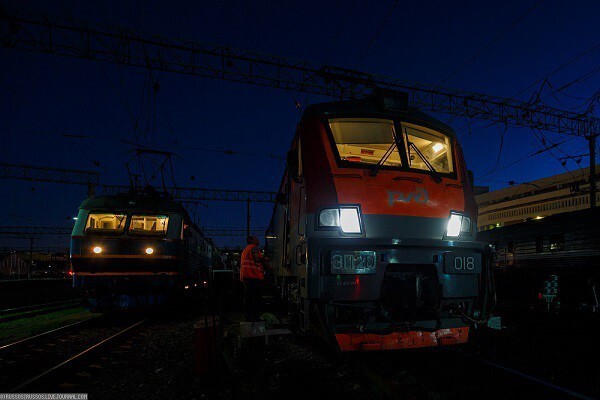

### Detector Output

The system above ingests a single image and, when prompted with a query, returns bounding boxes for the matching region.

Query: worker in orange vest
[240,235,268,321]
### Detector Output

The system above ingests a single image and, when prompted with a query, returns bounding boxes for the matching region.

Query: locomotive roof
[79,191,187,213]
[302,96,457,139]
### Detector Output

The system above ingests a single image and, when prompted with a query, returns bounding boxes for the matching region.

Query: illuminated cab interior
[328,117,454,174]
[84,213,169,237]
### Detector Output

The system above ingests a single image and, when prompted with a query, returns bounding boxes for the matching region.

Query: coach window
[507,241,514,254]
[535,236,543,253]
[549,233,565,251]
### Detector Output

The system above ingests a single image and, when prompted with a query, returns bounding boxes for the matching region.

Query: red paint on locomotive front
[300,116,473,220]
[335,326,469,351]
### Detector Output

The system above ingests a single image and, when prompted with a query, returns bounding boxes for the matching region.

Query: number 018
[454,256,475,270]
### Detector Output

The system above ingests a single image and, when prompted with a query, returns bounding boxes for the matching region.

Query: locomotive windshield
[85,213,126,235]
[329,118,402,167]
[402,122,453,173]
[328,118,453,174]
[129,215,169,236]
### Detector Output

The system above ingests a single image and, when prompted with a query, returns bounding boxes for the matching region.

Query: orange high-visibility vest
[240,244,264,281]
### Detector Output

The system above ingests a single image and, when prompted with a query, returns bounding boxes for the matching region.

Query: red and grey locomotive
[266,92,495,351]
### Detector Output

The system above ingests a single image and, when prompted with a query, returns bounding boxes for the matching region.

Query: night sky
[1,0,599,249]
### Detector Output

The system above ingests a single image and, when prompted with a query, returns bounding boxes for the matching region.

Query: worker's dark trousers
[243,278,263,322]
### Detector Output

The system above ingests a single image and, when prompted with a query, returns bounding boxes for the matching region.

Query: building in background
[0,253,29,278]
[475,167,598,231]
[0,250,69,279]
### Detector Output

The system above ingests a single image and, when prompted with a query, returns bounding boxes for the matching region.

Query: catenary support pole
[246,199,251,238]
[589,135,597,208]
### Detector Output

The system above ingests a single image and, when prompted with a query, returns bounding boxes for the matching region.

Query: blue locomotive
[70,189,220,309]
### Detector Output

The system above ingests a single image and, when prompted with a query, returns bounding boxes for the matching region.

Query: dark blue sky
[1,0,599,248]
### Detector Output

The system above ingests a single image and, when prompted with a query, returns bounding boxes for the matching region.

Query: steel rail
[8,319,145,392]
[0,318,93,351]
[0,298,84,315]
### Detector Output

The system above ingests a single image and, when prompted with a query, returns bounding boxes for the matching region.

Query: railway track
[0,317,145,392]
[0,318,93,351]
[0,298,85,323]
[359,346,598,400]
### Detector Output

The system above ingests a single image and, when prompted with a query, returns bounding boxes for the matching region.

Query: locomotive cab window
[129,215,169,236]
[85,213,126,235]
[401,122,453,173]
[328,118,402,167]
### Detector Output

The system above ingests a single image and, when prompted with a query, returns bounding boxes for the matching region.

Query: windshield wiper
[370,142,397,176]
[370,131,403,176]
[409,141,443,183]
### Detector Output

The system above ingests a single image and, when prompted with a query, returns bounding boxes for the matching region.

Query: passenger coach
[266,92,495,351]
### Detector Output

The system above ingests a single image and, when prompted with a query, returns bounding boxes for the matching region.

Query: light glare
[93,246,102,254]
[319,209,340,227]
[446,215,462,237]
[432,143,444,153]
[145,247,154,255]
[340,208,361,233]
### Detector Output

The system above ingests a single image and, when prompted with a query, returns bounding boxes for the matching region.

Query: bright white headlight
[340,208,361,233]
[319,209,340,227]
[446,214,462,237]
[93,246,102,254]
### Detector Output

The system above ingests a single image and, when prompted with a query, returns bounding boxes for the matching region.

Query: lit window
[329,118,402,167]
[85,213,126,235]
[402,123,454,173]
[129,215,169,236]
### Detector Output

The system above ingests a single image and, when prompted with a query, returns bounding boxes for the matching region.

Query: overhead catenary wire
[0,128,285,160]
[438,0,545,87]
[476,136,579,182]
[529,128,579,182]
[513,42,600,101]
[354,0,400,69]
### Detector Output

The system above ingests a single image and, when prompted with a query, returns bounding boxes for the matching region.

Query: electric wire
[513,42,600,100]
[438,0,545,87]
[354,0,400,69]
[0,128,285,160]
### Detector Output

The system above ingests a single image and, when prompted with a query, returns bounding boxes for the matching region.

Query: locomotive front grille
[380,264,439,321]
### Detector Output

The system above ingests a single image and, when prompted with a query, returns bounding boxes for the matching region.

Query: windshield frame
[84,212,128,236]
[128,214,170,237]
[323,114,457,180]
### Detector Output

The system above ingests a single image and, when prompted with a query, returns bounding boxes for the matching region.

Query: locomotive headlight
[93,246,102,254]
[145,247,154,255]
[318,206,362,233]
[446,213,471,238]
[319,209,340,227]
[340,208,361,233]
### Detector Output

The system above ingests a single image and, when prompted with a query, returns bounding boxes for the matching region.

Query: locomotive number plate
[331,251,377,274]
[444,252,482,274]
